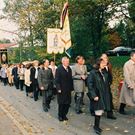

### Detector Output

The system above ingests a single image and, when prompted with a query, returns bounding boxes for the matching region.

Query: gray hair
[61,56,69,63]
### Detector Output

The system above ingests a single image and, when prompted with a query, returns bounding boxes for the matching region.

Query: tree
[109,31,122,48]
[69,0,130,59]
[0,39,11,43]
[3,0,132,61]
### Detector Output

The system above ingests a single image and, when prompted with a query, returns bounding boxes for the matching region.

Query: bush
[109,56,130,108]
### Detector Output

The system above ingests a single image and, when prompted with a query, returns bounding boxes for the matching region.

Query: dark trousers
[119,103,126,112]
[32,79,39,101]
[58,104,70,118]
[14,78,19,89]
[2,78,7,86]
[19,80,24,90]
[42,90,52,109]
[75,92,83,112]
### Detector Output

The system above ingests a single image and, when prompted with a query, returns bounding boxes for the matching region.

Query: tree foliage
[0,38,11,43]
[2,0,135,62]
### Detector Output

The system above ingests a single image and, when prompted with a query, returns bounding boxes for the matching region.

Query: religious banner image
[47,28,64,54]
[0,50,8,64]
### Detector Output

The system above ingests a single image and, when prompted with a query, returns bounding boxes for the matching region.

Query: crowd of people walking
[0,52,135,135]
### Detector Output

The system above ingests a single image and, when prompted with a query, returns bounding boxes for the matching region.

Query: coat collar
[129,59,135,65]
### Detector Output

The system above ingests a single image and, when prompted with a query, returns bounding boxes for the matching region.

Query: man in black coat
[12,64,20,89]
[30,60,40,101]
[55,57,73,121]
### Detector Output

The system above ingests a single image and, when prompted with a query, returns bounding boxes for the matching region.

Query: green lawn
[109,56,130,68]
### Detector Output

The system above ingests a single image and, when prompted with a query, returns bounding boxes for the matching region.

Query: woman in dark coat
[101,53,116,119]
[55,57,73,121]
[87,58,112,135]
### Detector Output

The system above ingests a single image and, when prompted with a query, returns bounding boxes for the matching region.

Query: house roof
[0,43,17,49]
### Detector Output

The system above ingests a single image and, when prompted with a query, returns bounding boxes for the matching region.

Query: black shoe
[43,108,48,112]
[94,126,102,132]
[58,117,64,122]
[98,128,103,132]
[119,111,127,115]
[93,126,101,135]
[63,116,68,121]
[76,110,83,114]
[47,104,50,109]
[26,93,28,97]
[107,115,117,120]
[34,97,38,101]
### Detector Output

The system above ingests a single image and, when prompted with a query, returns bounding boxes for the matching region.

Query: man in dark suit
[12,64,20,89]
[38,59,54,112]
[55,57,73,121]
[30,60,40,101]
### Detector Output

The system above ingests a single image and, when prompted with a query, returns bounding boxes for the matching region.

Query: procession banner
[60,2,72,51]
[47,28,64,54]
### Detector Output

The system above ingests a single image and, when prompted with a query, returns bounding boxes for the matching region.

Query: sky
[0,0,18,41]
[0,0,127,42]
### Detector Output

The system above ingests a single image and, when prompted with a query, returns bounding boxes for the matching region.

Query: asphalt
[0,82,135,135]
[0,107,23,135]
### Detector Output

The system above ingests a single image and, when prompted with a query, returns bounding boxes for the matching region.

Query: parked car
[106,46,132,56]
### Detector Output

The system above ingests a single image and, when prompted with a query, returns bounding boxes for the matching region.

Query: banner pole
[53,53,56,63]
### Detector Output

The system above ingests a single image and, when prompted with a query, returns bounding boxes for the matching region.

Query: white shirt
[49,65,57,77]
[35,67,38,79]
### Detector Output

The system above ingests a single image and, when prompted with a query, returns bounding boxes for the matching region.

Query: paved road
[0,107,23,135]
[0,82,135,135]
